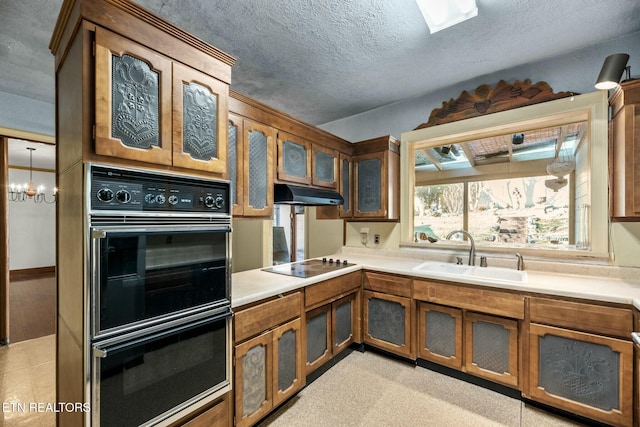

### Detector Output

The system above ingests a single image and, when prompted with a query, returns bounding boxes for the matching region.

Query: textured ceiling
[1,0,640,128]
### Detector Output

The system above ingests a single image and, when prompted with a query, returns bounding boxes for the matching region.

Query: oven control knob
[204,195,215,208]
[115,189,131,204]
[155,194,166,205]
[96,188,114,202]
[168,195,179,205]
[144,193,156,204]
[214,196,225,209]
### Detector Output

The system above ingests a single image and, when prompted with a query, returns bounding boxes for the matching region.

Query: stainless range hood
[274,183,344,206]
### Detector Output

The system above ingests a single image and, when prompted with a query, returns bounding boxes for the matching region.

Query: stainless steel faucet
[446,230,475,266]
[515,253,524,271]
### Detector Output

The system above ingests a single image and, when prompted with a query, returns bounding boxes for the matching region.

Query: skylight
[416,0,478,34]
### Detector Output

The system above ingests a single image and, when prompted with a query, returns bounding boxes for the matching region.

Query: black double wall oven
[87,164,232,426]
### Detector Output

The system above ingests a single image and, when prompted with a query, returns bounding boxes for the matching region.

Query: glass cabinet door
[272,318,304,407]
[312,145,338,189]
[94,27,172,165]
[172,63,228,174]
[243,119,275,217]
[235,332,273,427]
[277,133,311,185]
[339,154,353,218]
[228,113,244,216]
[354,152,386,217]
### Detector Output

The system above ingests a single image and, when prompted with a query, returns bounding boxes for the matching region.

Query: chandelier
[8,147,57,204]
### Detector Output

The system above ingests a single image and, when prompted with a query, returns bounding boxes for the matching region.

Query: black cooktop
[262,258,355,278]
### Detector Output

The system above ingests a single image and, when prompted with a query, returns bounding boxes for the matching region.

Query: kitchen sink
[412,261,527,283]
[411,261,471,275]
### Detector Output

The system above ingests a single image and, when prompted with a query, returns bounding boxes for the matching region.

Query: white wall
[319,32,640,142]
[7,168,56,270]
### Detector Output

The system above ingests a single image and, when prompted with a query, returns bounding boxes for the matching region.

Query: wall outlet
[374,234,380,245]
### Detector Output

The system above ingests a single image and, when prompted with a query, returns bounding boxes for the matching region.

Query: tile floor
[0,334,56,427]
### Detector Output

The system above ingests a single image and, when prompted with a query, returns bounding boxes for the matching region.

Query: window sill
[400,241,611,266]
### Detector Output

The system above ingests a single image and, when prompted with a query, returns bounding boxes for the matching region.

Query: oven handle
[90,224,231,235]
[92,309,232,359]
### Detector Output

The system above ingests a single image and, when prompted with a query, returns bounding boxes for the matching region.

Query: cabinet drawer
[177,395,229,427]
[363,272,412,297]
[235,292,302,343]
[305,271,361,308]
[413,279,524,319]
[529,297,633,339]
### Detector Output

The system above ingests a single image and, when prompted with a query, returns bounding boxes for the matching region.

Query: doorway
[273,205,305,264]
[2,137,57,343]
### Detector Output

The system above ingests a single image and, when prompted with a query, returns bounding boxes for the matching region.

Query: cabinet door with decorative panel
[528,323,633,427]
[418,302,462,370]
[277,132,311,185]
[339,154,353,218]
[305,305,332,375]
[243,119,275,217]
[354,151,386,218]
[234,331,273,427]
[172,63,228,174]
[228,113,244,216]
[363,290,413,359]
[94,27,172,165]
[272,318,305,407]
[464,312,518,388]
[312,145,338,189]
[332,292,359,354]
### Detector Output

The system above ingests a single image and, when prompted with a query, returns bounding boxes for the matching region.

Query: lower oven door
[91,309,232,427]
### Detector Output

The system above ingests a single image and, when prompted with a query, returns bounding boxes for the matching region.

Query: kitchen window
[415,176,571,248]
[401,91,609,258]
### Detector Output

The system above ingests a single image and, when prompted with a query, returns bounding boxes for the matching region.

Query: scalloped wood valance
[415,79,576,129]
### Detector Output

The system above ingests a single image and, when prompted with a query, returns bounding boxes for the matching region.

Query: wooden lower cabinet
[417,302,463,370]
[305,291,360,375]
[464,312,519,388]
[528,323,633,427]
[363,290,413,359]
[234,318,304,427]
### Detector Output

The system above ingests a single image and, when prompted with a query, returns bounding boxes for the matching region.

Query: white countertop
[232,251,640,310]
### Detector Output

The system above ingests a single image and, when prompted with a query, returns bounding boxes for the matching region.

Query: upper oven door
[90,224,231,339]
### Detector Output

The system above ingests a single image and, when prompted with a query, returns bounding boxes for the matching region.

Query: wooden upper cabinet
[312,144,338,189]
[352,136,400,220]
[95,27,229,176]
[609,79,640,220]
[95,27,172,165]
[276,132,312,185]
[172,63,228,174]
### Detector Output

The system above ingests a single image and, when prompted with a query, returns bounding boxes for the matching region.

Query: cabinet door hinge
[92,40,95,56]
[92,124,96,140]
